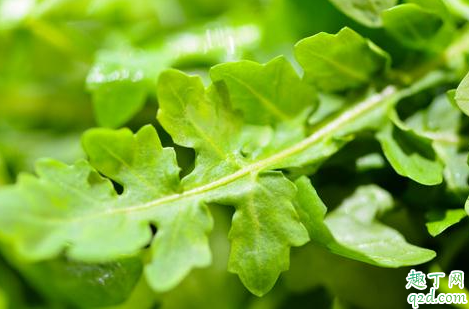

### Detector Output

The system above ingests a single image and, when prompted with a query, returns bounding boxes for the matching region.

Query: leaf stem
[41,27,469,221]
[112,74,448,217]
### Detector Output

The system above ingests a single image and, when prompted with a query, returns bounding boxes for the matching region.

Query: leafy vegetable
[2,0,469,308]
[0,36,451,296]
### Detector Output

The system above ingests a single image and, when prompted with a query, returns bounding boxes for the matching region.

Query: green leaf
[426,209,467,236]
[87,49,170,128]
[213,172,309,296]
[294,177,436,267]
[376,110,443,185]
[435,144,469,193]
[156,69,246,187]
[328,0,397,27]
[86,24,262,128]
[406,94,468,193]
[0,49,451,298]
[294,27,388,92]
[382,3,452,51]
[90,81,148,128]
[18,256,143,308]
[444,0,469,20]
[157,69,310,295]
[4,1,469,306]
[455,71,469,116]
[210,56,317,125]
[84,126,214,293]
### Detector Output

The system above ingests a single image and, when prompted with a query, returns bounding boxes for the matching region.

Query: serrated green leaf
[210,56,316,125]
[86,24,261,128]
[213,172,309,296]
[328,0,397,27]
[426,209,467,236]
[376,110,443,185]
[156,69,310,295]
[0,125,212,293]
[295,27,387,92]
[84,125,213,292]
[294,177,436,267]
[0,48,451,298]
[156,69,246,187]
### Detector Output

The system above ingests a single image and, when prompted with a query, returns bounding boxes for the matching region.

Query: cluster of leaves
[1,0,469,308]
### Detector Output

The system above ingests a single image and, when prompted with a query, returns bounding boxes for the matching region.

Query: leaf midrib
[222,72,291,121]
[45,85,400,224]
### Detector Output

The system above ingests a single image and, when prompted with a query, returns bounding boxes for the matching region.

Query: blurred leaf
[86,48,170,128]
[17,256,143,308]
[444,0,469,20]
[355,152,386,171]
[294,177,436,267]
[157,70,310,296]
[0,289,5,309]
[456,71,469,116]
[328,0,397,27]
[285,243,411,309]
[103,276,156,309]
[0,128,84,177]
[156,206,246,309]
[382,3,453,51]
[2,5,469,306]
[86,23,262,128]
[426,209,467,236]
